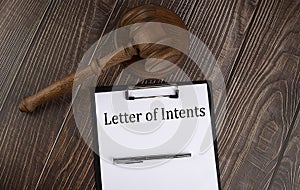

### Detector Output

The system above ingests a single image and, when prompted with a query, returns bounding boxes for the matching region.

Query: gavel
[19,4,189,112]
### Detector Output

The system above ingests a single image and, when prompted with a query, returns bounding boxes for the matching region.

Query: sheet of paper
[94,83,219,190]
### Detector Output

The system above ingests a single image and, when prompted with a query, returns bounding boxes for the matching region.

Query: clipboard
[92,81,221,190]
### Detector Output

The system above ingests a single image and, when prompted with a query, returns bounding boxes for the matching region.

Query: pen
[113,153,191,165]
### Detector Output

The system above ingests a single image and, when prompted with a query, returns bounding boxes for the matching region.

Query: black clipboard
[91,81,221,190]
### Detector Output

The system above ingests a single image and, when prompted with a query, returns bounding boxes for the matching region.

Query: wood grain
[0,0,117,189]
[0,0,51,109]
[1,0,299,189]
[268,110,300,190]
[34,0,261,189]
[217,0,300,189]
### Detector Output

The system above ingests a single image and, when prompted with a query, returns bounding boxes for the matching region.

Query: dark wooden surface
[0,0,299,189]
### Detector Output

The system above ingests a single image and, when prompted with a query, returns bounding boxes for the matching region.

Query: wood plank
[30,0,125,188]
[268,109,300,190]
[0,0,50,108]
[0,0,117,189]
[217,0,300,189]
[35,0,260,189]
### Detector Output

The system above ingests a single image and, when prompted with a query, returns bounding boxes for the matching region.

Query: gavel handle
[19,65,94,112]
[19,48,136,112]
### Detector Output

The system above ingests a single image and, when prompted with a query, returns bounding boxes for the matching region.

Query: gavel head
[114,4,189,78]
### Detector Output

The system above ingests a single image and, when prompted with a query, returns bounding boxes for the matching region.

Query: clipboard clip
[125,84,179,100]
[113,153,191,165]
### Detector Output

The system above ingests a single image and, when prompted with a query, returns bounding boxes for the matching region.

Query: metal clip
[125,84,179,100]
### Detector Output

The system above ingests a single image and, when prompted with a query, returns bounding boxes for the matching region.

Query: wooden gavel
[19,4,189,112]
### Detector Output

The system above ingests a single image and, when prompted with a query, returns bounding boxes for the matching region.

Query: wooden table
[0,0,299,189]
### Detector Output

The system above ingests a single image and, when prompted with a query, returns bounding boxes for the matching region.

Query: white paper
[94,83,219,190]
